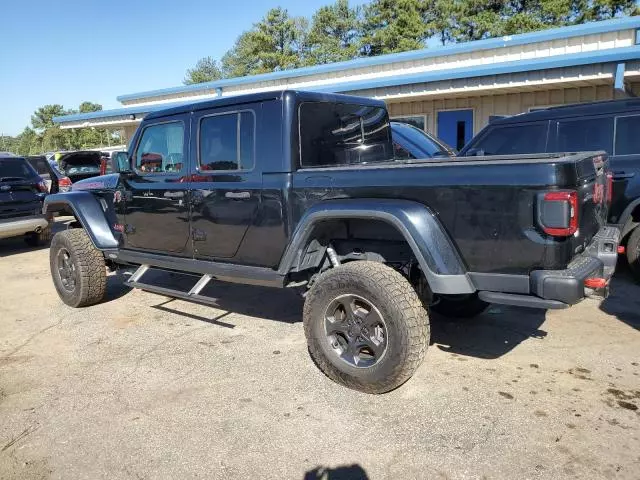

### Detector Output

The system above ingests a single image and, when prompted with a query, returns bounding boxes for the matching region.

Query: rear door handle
[612,172,635,180]
[225,191,250,199]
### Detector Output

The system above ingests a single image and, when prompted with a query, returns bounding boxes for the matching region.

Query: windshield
[392,123,453,158]
[65,164,100,175]
[0,158,37,180]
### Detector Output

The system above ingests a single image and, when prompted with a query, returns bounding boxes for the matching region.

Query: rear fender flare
[618,198,640,240]
[43,192,118,250]
[278,199,475,294]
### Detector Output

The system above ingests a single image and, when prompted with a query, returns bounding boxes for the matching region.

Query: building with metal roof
[53,17,640,151]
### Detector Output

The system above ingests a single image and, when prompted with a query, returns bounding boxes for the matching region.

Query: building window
[615,115,640,156]
[299,102,392,168]
[391,115,426,131]
[135,122,185,174]
[199,111,255,171]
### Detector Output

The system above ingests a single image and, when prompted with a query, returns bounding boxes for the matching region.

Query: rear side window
[198,111,255,171]
[467,123,547,156]
[557,117,613,153]
[27,157,50,175]
[614,115,640,156]
[299,102,392,168]
[0,158,37,179]
[135,122,185,174]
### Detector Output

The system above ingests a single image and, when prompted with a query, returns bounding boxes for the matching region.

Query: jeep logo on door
[0,185,10,192]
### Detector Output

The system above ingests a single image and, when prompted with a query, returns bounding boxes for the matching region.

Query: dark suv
[459,98,640,280]
[0,154,52,246]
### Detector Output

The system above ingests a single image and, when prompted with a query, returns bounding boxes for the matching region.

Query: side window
[469,123,547,156]
[614,115,640,156]
[198,111,255,171]
[299,102,392,168]
[557,117,613,153]
[135,122,185,174]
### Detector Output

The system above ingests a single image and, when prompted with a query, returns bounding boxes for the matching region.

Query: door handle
[612,172,635,180]
[225,191,250,199]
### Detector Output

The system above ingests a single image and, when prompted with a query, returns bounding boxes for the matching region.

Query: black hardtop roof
[489,97,640,126]
[144,90,388,121]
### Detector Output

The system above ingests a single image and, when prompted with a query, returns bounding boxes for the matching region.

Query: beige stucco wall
[387,84,633,136]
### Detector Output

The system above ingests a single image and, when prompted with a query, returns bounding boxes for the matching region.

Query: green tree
[31,104,69,131]
[221,7,308,76]
[184,56,224,85]
[361,0,430,55]
[306,0,362,64]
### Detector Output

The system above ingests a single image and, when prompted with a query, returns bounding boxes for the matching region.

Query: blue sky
[0,0,367,136]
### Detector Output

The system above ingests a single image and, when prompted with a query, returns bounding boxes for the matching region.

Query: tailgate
[0,158,44,220]
[574,152,609,246]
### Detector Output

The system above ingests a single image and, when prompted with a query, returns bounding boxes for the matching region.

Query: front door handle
[225,191,250,199]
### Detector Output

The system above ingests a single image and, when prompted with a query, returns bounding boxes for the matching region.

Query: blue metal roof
[54,42,640,126]
[116,16,640,103]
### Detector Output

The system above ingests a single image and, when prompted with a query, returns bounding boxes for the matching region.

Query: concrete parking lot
[1,220,639,480]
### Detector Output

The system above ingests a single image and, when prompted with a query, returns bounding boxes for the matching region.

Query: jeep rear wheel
[50,229,106,307]
[626,227,640,283]
[303,261,429,394]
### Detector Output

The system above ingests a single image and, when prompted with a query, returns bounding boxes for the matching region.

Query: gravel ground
[0,221,639,480]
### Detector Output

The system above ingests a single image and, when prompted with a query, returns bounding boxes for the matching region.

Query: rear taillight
[36,179,48,193]
[606,172,613,204]
[539,190,579,237]
[59,177,72,190]
[100,158,107,176]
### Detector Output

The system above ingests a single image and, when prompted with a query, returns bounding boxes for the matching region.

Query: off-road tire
[24,225,52,247]
[626,227,640,283]
[303,261,430,394]
[50,229,106,307]
[430,293,489,320]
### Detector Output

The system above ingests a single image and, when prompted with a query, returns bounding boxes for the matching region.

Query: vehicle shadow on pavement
[140,269,304,324]
[599,262,640,330]
[430,306,548,359]
[304,464,370,480]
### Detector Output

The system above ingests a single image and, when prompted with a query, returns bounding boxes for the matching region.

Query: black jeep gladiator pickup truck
[44,90,619,393]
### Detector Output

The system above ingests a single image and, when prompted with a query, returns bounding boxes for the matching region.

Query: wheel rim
[56,248,77,292]
[323,294,388,368]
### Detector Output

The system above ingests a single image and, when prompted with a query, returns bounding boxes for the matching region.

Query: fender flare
[43,192,118,250]
[277,198,475,294]
[618,198,640,240]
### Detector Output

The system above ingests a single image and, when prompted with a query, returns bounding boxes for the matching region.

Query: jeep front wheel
[303,261,429,394]
[50,229,106,307]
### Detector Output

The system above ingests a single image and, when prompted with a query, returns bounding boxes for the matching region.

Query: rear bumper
[530,226,620,305]
[0,215,50,240]
[478,226,620,309]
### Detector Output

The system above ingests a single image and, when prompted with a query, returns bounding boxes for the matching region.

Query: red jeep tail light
[540,191,578,237]
[606,172,613,204]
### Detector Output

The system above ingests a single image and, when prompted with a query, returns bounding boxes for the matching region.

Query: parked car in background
[57,151,105,183]
[0,154,52,246]
[25,155,72,193]
[459,98,640,280]
[390,122,455,160]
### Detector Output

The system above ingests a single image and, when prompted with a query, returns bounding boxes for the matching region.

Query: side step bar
[116,250,285,288]
[125,265,221,307]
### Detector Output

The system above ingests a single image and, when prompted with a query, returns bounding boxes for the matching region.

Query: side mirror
[113,151,132,173]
